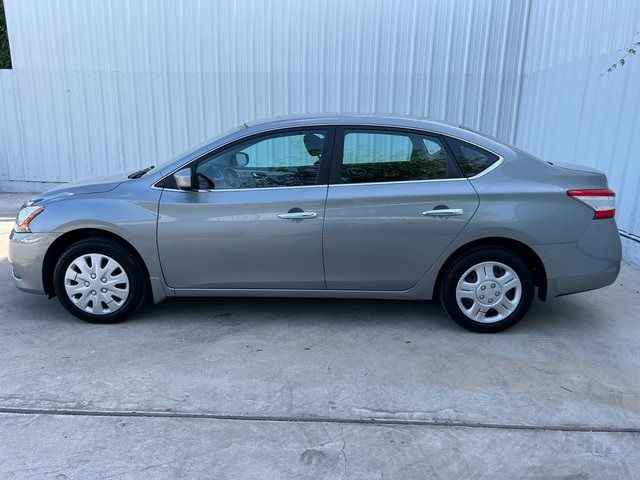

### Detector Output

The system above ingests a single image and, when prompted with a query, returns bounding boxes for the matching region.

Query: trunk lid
[548,161,606,177]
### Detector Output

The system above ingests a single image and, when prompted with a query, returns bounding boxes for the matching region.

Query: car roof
[242,113,513,158]
[244,113,458,131]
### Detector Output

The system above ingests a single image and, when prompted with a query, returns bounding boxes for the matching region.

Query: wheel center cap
[476,280,502,306]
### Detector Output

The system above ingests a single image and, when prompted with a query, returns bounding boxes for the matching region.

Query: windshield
[142,124,246,176]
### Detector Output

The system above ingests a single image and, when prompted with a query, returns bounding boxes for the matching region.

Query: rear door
[323,127,479,290]
[157,127,334,290]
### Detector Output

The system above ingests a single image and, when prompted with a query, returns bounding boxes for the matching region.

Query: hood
[28,171,132,205]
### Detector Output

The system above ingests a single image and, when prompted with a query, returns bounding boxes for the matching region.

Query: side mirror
[235,152,249,167]
[173,168,193,190]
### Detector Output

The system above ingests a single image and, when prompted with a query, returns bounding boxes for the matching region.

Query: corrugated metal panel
[515,0,640,263]
[0,0,528,185]
[1,0,638,262]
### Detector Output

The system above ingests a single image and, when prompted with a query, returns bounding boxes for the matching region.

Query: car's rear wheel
[440,247,535,333]
[53,238,146,323]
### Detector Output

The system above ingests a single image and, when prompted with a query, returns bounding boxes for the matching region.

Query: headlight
[15,206,44,233]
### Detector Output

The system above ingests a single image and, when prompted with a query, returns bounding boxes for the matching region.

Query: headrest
[304,133,324,157]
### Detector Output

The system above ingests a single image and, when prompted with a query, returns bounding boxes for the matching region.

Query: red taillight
[567,189,615,219]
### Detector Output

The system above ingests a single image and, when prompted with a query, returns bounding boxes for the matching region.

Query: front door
[323,127,479,290]
[157,128,333,290]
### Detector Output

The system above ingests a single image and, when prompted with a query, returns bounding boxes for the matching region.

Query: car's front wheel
[440,247,535,333]
[53,238,147,323]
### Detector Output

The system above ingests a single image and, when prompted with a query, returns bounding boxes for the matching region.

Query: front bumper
[532,218,622,299]
[9,230,60,294]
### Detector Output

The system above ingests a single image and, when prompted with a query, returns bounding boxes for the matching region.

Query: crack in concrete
[338,424,348,480]
[0,407,639,434]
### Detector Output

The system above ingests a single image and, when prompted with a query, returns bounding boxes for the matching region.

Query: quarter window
[195,130,327,190]
[340,130,451,184]
[445,137,499,177]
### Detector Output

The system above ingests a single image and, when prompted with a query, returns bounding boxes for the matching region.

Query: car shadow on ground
[130,290,603,336]
[0,258,614,336]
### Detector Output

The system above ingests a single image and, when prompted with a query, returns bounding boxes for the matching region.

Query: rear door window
[339,129,452,184]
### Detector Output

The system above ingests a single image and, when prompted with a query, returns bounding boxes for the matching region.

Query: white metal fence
[0,0,639,262]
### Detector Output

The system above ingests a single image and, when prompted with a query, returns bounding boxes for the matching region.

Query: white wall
[0,0,529,185]
[514,0,640,264]
[0,0,639,262]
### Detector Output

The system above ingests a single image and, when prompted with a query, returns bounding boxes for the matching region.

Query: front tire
[440,247,535,333]
[53,238,147,323]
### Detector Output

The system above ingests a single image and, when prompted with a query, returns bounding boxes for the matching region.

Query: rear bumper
[532,219,622,299]
[8,230,59,294]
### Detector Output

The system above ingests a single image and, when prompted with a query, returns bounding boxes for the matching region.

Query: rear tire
[440,247,535,333]
[53,238,147,323]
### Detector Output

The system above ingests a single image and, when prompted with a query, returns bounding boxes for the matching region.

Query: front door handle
[277,211,317,220]
[422,208,464,217]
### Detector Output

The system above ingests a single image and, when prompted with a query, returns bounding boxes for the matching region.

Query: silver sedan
[9,115,621,332]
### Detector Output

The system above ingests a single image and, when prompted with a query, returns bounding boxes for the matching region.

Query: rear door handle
[422,208,464,217]
[277,211,317,220]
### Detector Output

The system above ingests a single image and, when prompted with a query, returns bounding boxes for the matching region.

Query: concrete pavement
[1,192,639,479]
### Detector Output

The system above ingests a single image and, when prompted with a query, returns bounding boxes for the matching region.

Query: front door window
[195,130,327,190]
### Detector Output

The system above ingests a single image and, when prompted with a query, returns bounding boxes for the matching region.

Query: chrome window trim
[152,122,506,191]
[467,156,505,179]
[154,177,475,192]
[330,177,468,188]
[155,184,328,193]
[153,155,505,192]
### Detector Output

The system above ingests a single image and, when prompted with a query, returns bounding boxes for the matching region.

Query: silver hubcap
[64,253,130,315]
[455,261,522,323]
